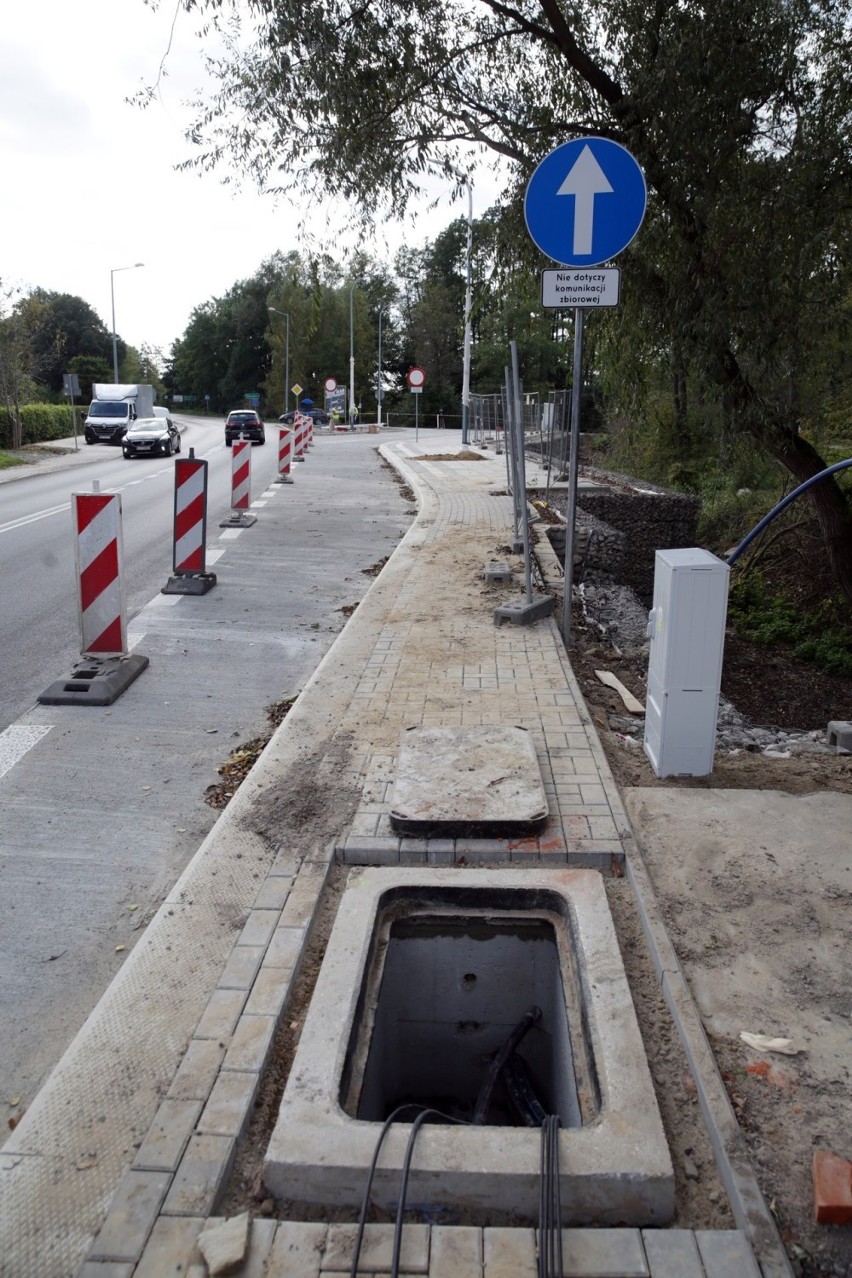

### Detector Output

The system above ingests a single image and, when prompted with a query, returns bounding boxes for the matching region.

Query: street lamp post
[349,285,356,427]
[376,308,385,431]
[110,263,145,382]
[268,307,290,414]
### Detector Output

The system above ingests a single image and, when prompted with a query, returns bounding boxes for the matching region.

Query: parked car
[122,415,181,459]
[278,407,330,426]
[225,409,266,445]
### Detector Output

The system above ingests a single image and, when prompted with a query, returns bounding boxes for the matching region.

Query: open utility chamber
[264,867,674,1223]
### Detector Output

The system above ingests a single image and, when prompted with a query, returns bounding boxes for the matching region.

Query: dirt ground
[571,619,852,1278]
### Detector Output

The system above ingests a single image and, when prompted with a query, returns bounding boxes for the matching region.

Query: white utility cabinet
[644,548,730,778]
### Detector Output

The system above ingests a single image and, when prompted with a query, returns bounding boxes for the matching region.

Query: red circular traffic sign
[324,377,337,392]
[406,366,426,388]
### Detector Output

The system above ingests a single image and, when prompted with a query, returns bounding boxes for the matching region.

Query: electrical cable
[390,1107,465,1278]
[505,1051,548,1127]
[351,1006,552,1275]
[348,1103,422,1278]
[472,1005,543,1125]
[538,1114,563,1278]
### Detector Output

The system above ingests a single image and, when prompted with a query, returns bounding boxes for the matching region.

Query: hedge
[0,404,79,449]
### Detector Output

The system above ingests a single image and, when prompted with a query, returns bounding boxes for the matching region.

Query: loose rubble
[578,582,835,761]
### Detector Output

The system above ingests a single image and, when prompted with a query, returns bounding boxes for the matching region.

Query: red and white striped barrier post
[220,438,257,527]
[163,450,217,594]
[276,425,294,484]
[38,486,149,704]
[293,413,306,462]
[75,491,127,655]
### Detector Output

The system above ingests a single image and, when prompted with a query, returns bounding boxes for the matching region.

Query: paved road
[0,415,242,730]
[0,426,412,1111]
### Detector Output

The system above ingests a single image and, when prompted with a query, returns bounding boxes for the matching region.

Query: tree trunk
[716,346,852,602]
[671,339,688,463]
[769,430,852,604]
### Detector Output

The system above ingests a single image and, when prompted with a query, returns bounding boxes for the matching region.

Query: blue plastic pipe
[726,458,852,566]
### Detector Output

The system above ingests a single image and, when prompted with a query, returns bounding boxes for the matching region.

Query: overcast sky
[1,0,499,361]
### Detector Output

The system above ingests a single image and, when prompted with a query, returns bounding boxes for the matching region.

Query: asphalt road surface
[0,422,412,1113]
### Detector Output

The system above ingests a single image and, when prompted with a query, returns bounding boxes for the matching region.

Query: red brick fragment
[813,1148,852,1224]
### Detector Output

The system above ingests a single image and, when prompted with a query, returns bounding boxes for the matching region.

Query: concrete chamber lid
[389,724,549,836]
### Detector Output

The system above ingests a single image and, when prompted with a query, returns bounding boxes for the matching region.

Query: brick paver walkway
[3,436,787,1278]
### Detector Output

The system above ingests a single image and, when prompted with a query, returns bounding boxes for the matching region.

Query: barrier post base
[162,572,217,596]
[275,474,294,484]
[38,653,149,707]
[493,595,556,627]
[219,512,257,528]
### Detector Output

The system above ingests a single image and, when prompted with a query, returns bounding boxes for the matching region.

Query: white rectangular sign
[540,268,621,309]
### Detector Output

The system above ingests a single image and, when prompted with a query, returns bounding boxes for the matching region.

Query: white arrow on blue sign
[525,137,647,267]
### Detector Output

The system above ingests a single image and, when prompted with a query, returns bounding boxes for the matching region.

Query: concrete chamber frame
[265,866,674,1223]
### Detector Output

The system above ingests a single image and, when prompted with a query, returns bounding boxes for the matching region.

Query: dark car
[122,415,181,459]
[278,407,330,426]
[225,410,266,445]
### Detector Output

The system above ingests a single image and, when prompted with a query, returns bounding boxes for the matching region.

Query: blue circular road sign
[525,137,647,267]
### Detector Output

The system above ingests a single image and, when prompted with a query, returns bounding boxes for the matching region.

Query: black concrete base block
[161,573,217,596]
[493,595,556,627]
[38,654,149,706]
[274,474,294,484]
[218,512,257,528]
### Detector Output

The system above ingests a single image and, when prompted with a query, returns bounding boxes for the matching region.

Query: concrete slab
[265,866,673,1223]
[389,725,548,836]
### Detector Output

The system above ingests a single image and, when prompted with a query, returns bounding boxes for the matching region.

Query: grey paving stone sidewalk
[1,437,783,1277]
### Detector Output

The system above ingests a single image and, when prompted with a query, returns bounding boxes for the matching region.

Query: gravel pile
[577,582,836,759]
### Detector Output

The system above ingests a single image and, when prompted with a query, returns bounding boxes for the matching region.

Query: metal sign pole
[503,367,521,542]
[561,307,585,643]
[510,342,534,605]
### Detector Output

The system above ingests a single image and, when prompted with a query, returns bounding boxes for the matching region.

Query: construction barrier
[232,438,251,508]
[39,487,149,704]
[75,491,127,655]
[293,413,307,462]
[163,451,216,594]
[276,426,294,483]
[220,439,257,527]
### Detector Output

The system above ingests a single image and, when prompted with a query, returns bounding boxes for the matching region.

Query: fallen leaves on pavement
[204,697,298,810]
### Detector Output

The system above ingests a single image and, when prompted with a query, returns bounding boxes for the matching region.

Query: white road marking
[0,725,53,781]
[205,547,226,564]
[0,503,70,535]
[219,529,243,540]
[126,631,145,651]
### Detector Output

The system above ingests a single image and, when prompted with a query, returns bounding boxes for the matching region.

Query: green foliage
[0,403,77,448]
[729,574,852,676]
[17,289,116,394]
[68,354,112,403]
[0,451,28,469]
[166,0,852,593]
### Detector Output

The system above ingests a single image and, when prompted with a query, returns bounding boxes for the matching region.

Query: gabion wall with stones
[542,468,701,603]
[545,511,626,583]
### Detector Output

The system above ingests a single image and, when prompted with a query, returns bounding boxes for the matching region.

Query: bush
[728,572,852,676]
[0,404,78,448]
